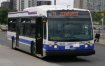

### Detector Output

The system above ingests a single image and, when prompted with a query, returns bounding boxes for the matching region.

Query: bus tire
[31,41,36,56]
[12,37,15,49]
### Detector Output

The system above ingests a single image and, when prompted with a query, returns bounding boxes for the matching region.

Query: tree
[92,12,102,24]
[0,7,8,24]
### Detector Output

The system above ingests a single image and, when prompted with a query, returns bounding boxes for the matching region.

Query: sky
[0,0,74,7]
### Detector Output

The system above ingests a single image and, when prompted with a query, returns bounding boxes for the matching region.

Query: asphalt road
[0,32,105,66]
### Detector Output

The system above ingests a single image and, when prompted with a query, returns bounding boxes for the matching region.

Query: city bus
[7,5,95,57]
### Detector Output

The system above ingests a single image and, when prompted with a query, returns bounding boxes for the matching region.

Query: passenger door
[35,17,43,55]
[16,18,21,48]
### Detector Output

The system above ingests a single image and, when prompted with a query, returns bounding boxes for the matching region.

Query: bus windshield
[48,18,93,41]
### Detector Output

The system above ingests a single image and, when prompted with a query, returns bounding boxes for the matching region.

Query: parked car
[0,25,8,31]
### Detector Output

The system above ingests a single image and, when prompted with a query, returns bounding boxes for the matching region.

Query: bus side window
[24,19,31,37]
[8,18,16,32]
[30,24,36,38]
[30,18,36,38]
[20,18,31,37]
[20,20,25,36]
[20,18,36,38]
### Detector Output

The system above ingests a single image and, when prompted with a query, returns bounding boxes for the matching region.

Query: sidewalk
[96,33,105,45]
[94,30,105,45]
[97,39,105,45]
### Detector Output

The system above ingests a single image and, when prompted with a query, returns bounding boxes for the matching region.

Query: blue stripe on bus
[11,37,94,50]
[13,37,32,44]
[19,38,31,44]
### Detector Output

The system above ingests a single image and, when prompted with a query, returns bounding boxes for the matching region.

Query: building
[87,0,105,12]
[74,0,88,9]
[14,0,37,11]
[14,0,52,11]
[37,0,52,6]
[9,0,17,11]
[1,1,10,10]
[74,0,105,12]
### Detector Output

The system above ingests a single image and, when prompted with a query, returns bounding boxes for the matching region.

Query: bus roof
[8,5,89,18]
[24,5,89,12]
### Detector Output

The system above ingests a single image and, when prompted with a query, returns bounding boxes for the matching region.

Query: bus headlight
[84,42,89,48]
[85,44,88,48]
[54,45,58,48]
[54,44,58,48]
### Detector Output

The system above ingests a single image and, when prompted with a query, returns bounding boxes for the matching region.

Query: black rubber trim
[46,50,95,56]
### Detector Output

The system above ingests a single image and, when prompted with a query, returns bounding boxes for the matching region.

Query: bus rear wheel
[31,42,36,56]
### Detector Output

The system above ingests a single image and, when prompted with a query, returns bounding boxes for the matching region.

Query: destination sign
[51,11,78,16]
[47,10,89,17]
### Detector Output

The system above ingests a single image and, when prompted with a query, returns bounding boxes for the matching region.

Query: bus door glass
[35,17,43,55]
[42,17,47,39]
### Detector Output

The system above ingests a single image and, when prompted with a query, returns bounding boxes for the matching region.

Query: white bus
[7,5,95,57]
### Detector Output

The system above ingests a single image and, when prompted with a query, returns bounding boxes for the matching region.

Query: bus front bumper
[46,50,95,56]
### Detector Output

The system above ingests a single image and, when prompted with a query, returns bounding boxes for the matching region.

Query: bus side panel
[17,36,35,53]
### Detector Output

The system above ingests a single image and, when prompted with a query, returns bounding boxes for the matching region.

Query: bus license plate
[65,46,70,49]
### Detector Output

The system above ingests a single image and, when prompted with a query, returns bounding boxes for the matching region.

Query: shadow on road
[13,48,31,55]
[42,56,90,63]
[12,48,91,63]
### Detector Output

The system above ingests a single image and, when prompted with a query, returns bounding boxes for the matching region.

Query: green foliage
[92,12,105,25]
[0,7,8,24]
[92,12,102,22]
